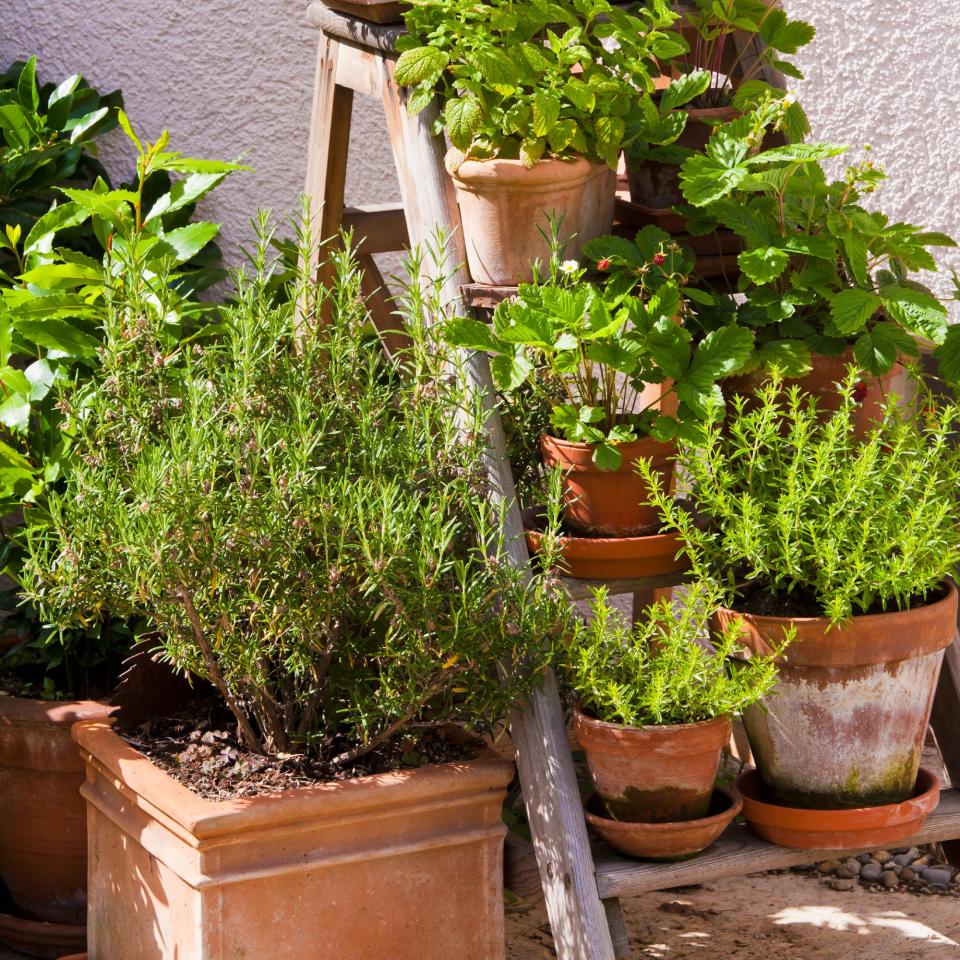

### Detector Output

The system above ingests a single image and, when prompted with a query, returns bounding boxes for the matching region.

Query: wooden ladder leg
[603,898,631,960]
[929,629,960,866]
[302,33,353,318]
[378,62,616,960]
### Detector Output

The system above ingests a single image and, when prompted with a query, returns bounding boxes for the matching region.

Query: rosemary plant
[566,582,782,727]
[23,215,573,763]
[640,375,960,624]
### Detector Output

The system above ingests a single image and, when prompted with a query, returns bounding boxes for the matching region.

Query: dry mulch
[121,699,477,801]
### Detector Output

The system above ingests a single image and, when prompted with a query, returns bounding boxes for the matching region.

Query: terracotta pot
[573,708,731,823]
[585,786,742,860]
[0,697,114,924]
[626,105,738,208]
[73,720,513,960]
[540,434,675,537]
[446,151,615,285]
[716,581,957,809]
[524,524,688,581]
[0,911,86,959]
[736,767,940,850]
[722,350,905,437]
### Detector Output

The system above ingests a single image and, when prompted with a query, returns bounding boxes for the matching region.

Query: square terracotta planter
[72,720,513,960]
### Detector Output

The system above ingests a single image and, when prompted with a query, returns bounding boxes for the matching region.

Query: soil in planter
[121,696,479,801]
[730,581,943,620]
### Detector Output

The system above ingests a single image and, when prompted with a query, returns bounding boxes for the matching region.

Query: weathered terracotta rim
[586,785,742,835]
[574,707,731,755]
[0,910,86,950]
[540,433,676,471]
[716,580,957,668]
[736,767,940,830]
[73,720,513,840]
[0,695,115,727]
[445,150,606,188]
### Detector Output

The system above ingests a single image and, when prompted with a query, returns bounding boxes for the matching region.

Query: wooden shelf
[594,787,960,900]
[562,571,691,600]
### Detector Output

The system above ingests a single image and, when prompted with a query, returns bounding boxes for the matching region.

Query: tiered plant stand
[302,4,960,957]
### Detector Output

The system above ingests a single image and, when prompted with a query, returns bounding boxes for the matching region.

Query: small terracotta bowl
[0,911,86,959]
[585,786,741,860]
[736,767,940,850]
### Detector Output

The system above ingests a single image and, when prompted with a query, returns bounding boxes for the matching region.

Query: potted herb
[624,1,814,211]
[24,221,572,960]
[0,109,237,950]
[678,98,957,429]
[394,0,682,284]
[643,377,960,829]
[566,582,780,858]
[445,237,752,541]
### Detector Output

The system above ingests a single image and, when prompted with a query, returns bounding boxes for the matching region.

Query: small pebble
[893,853,915,867]
[914,855,932,868]
[860,863,882,882]
[930,884,949,893]
[818,859,841,875]
[881,870,899,889]
[922,867,952,886]
[828,878,855,891]
[874,850,891,863]
[836,864,860,879]
[901,868,916,882]
[857,853,873,864]
[882,862,897,871]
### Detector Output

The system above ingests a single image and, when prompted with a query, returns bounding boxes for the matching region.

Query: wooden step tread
[594,787,960,900]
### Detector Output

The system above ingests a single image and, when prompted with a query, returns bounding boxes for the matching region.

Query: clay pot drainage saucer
[736,767,940,851]
[585,786,741,860]
[523,509,690,581]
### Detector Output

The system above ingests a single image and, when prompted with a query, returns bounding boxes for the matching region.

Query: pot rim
[585,785,742,834]
[574,706,731,745]
[718,580,956,630]
[445,150,607,186]
[736,767,940,829]
[0,695,115,727]
[72,720,513,839]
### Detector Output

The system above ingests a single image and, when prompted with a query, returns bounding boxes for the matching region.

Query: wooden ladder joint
[306,2,403,54]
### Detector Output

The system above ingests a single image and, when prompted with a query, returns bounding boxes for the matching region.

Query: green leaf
[533,93,561,138]
[152,222,221,264]
[24,359,56,401]
[19,262,101,288]
[829,288,882,335]
[563,77,595,113]
[445,317,502,353]
[756,339,812,377]
[117,110,143,153]
[647,318,692,381]
[738,247,790,284]
[761,14,816,54]
[660,70,711,114]
[584,235,644,268]
[881,286,949,343]
[687,326,754,385]
[395,46,449,86]
[24,201,91,254]
[933,325,960,385]
[679,152,748,206]
[490,352,534,392]
[783,233,837,260]
[746,142,846,166]
[677,380,723,419]
[649,415,678,442]
[406,87,435,116]
[445,97,483,151]
[69,107,110,144]
[17,57,39,113]
[853,321,919,376]
[592,442,622,471]
[842,232,869,285]
[520,138,546,168]
[471,49,517,96]
[145,173,230,223]
[13,317,100,357]
[0,395,29,434]
[0,104,31,150]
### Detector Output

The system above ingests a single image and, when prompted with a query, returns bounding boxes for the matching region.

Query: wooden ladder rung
[343,203,409,254]
[594,787,960,900]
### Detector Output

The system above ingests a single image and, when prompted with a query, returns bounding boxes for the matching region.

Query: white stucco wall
[2,1,958,315]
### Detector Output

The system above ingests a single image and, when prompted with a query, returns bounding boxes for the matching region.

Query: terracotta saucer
[0,911,85,959]
[736,767,940,850]
[523,509,690,580]
[585,786,741,860]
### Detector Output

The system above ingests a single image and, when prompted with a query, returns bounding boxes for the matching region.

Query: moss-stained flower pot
[73,720,513,960]
[715,581,957,809]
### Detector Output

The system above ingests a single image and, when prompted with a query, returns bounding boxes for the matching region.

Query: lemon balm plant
[394,0,704,283]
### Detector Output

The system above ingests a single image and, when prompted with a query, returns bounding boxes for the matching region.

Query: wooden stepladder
[302,5,960,958]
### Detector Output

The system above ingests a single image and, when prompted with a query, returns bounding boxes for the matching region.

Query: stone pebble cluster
[806,847,958,895]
